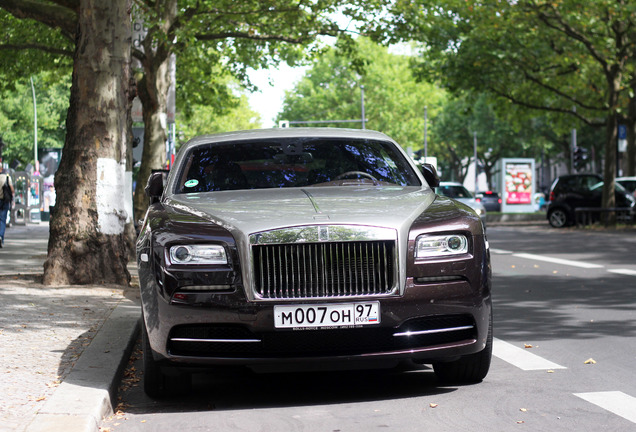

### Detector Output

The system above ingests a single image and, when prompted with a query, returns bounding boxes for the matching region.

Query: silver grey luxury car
[137,128,492,397]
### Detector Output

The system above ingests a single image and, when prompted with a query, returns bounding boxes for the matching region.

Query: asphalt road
[101,224,636,432]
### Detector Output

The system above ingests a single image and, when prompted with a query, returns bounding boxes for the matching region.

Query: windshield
[590,181,628,193]
[174,137,421,193]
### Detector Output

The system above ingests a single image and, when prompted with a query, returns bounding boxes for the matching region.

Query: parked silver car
[436,182,487,224]
[616,176,636,198]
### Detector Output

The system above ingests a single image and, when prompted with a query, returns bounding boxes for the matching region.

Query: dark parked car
[476,191,501,212]
[547,173,636,228]
[137,128,492,397]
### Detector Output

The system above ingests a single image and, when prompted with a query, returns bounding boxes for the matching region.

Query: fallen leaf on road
[524,344,533,349]
[517,421,525,424]
[520,408,527,412]
[430,403,438,408]
[547,370,554,373]
[584,358,596,364]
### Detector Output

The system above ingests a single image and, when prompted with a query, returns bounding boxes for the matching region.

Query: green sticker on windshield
[184,179,199,188]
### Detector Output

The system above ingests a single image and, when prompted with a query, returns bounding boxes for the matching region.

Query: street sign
[618,124,627,139]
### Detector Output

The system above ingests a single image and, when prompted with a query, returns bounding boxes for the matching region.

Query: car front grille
[252,240,396,299]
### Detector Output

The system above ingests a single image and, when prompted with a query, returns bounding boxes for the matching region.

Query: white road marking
[512,253,604,269]
[490,248,513,254]
[607,269,636,277]
[493,338,567,371]
[574,391,636,424]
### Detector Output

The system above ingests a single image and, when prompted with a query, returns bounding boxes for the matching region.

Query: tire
[142,318,192,398]
[548,208,569,228]
[433,314,493,384]
[141,317,168,398]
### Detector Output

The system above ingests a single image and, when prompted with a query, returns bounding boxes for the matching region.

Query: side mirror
[420,163,440,188]
[145,171,166,204]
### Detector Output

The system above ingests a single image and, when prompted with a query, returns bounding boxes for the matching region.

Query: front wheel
[142,317,168,398]
[433,314,493,384]
[141,317,191,398]
[548,208,569,228]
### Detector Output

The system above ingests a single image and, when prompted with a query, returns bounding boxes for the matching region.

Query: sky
[247,64,308,128]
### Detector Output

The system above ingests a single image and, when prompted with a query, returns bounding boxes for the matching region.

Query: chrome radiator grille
[252,241,396,299]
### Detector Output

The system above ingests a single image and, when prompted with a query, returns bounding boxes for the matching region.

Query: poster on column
[505,162,532,204]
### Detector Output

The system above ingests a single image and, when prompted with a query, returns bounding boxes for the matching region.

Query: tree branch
[0,42,73,57]
[488,85,605,127]
[520,68,605,112]
[195,31,313,44]
[530,3,611,74]
[48,0,79,10]
[0,0,77,41]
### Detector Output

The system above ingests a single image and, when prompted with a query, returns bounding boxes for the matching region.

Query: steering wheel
[334,171,379,182]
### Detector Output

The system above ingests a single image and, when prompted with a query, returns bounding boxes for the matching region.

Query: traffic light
[573,146,589,171]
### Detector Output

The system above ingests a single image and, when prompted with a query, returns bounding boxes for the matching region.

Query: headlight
[169,244,227,265]
[415,234,468,258]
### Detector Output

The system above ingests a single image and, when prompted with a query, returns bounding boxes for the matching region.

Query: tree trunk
[601,112,618,225]
[627,93,636,177]
[132,0,178,224]
[132,71,170,224]
[125,66,138,260]
[43,0,132,286]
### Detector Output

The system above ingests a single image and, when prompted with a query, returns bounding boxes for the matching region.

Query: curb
[486,213,546,223]
[26,299,140,432]
[486,212,548,226]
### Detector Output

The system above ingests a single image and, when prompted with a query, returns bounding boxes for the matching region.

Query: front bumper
[140,276,491,369]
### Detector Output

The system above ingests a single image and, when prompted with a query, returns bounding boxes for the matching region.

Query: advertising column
[500,158,536,213]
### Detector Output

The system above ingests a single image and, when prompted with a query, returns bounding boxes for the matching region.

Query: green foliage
[133,0,380,114]
[0,9,72,89]
[433,93,533,182]
[175,93,261,148]
[277,38,447,151]
[373,0,636,127]
[0,72,69,167]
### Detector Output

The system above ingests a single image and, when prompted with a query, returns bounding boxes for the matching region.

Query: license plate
[274,302,380,329]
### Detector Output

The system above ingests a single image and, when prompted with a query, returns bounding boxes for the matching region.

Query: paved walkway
[0,222,140,432]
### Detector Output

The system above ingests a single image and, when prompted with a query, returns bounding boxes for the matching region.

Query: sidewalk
[0,222,140,432]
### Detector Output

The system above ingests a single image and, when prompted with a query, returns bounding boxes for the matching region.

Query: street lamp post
[30,77,38,171]
[474,132,478,195]
[424,106,428,159]
[360,85,366,130]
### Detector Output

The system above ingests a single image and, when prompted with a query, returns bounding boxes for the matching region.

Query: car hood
[166,186,436,236]
[161,186,461,297]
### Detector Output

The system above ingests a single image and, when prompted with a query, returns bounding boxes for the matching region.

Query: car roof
[180,128,396,151]
[438,182,464,186]
[557,173,602,179]
[616,176,636,181]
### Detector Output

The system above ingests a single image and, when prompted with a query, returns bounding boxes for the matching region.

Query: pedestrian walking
[0,160,15,248]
